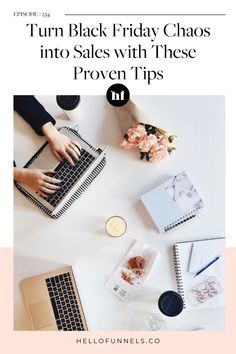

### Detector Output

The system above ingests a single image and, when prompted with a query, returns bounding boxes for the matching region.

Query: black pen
[194,256,221,277]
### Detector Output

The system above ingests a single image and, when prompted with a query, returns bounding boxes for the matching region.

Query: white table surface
[14,95,225,331]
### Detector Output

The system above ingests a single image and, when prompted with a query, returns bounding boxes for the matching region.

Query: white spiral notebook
[173,237,225,310]
[140,171,203,233]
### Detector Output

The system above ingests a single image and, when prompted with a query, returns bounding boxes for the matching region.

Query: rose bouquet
[116,100,176,163]
[120,124,176,162]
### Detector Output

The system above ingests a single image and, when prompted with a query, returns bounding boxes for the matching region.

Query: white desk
[14,95,225,331]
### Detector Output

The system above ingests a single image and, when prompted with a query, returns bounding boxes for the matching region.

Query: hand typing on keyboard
[42,123,82,166]
[14,168,62,198]
[45,150,96,207]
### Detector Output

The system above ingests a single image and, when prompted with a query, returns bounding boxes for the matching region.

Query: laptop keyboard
[45,272,86,331]
[45,149,95,207]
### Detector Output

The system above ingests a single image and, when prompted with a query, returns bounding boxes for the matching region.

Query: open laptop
[15,127,107,218]
[20,266,88,331]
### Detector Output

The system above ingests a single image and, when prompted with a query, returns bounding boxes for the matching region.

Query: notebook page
[188,239,223,273]
[175,238,225,310]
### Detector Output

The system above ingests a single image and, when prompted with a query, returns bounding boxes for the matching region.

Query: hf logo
[106,84,130,107]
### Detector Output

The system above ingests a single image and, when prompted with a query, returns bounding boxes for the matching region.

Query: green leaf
[167,146,176,154]
[140,152,145,160]
[168,135,177,143]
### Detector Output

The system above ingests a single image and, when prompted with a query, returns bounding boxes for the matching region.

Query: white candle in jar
[105,216,127,237]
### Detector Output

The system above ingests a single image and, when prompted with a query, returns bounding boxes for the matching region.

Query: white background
[1,0,235,247]
[14,95,225,330]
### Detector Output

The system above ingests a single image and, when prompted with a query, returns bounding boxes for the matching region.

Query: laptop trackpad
[29,301,54,330]
[30,145,59,171]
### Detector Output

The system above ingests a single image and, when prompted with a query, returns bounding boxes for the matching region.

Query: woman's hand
[14,168,62,198]
[42,122,81,166]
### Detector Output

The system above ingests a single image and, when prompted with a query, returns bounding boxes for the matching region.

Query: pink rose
[127,124,147,145]
[149,144,169,163]
[158,134,169,146]
[120,139,136,149]
[138,134,158,152]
